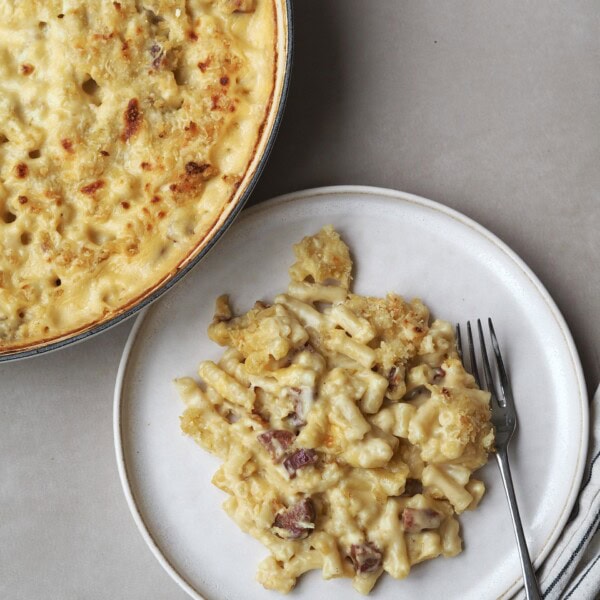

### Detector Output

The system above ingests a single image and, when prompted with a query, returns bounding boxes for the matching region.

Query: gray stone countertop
[1,2,598,599]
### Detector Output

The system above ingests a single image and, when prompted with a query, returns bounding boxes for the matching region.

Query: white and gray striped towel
[515,385,600,600]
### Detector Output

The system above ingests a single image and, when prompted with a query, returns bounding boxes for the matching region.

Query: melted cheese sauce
[0,0,277,350]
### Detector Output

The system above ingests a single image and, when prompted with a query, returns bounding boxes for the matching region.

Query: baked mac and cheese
[0,0,279,352]
[176,226,494,594]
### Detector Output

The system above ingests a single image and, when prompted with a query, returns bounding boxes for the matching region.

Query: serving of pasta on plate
[175,225,494,594]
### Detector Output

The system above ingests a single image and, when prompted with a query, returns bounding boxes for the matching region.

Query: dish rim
[0,0,294,363]
[114,184,589,600]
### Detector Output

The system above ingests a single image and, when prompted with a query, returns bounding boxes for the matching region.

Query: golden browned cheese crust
[0,0,276,350]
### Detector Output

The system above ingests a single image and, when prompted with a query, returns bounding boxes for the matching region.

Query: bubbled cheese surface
[0,0,277,351]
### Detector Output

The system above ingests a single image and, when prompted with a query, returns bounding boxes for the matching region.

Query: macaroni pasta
[0,0,276,351]
[176,226,494,594]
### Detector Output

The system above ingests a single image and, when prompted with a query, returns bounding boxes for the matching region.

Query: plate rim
[114,184,589,600]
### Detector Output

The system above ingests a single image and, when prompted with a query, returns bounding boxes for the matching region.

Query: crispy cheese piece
[289,225,353,289]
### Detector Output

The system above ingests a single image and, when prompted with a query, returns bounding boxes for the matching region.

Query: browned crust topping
[80,180,105,195]
[223,0,257,13]
[198,58,211,72]
[121,98,142,142]
[15,163,28,178]
[61,138,74,153]
[185,161,211,175]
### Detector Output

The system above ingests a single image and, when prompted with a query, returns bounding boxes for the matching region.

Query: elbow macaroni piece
[176,227,494,594]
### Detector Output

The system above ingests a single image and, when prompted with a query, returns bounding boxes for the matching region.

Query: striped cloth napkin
[515,385,600,599]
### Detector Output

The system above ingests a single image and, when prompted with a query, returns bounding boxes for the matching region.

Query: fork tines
[456,318,513,412]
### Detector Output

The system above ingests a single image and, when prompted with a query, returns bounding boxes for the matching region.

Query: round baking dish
[0,0,293,362]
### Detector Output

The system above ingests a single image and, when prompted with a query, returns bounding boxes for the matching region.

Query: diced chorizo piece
[350,542,382,574]
[272,497,315,540]
[283,448,318,478]
[257,430,294,462]
[287,386,314,427]
[402,507,443,533]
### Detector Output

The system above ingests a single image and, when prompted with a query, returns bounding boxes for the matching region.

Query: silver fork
[457,318,542,600]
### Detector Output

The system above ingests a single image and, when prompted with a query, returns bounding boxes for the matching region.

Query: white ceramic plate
[114,186,588,600]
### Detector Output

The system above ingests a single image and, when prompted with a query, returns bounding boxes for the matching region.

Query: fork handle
[496,450,543,600]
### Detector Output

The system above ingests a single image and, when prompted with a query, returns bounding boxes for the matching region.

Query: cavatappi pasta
[0,0,277,351]
[176,226,494,594]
